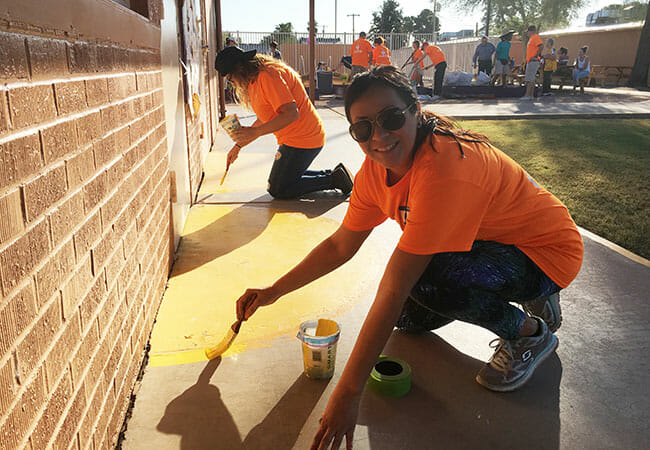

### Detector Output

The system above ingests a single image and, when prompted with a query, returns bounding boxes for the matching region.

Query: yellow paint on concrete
[200,152,271,194]
[148,204,383,366]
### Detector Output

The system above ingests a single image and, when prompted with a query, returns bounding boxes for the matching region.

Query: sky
[221,0,618,35]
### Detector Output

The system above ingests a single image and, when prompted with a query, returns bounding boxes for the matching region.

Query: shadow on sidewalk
[359,330,562,448]
[172,195,346,277]
[157,358,328,449]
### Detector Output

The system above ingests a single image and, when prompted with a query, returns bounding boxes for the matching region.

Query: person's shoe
[331,163,354,195]
[430,95,441,100]
[522,292,562,332]
[476,319,558,392]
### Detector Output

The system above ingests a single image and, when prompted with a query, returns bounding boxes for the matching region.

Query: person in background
[493,30,513,86]
[573,46,591,95]
[234,66,583,449]
[350,31,373,77]
[372,36,392,66]
[269,41,282,60]
[417,41,447,100]
[225,36,237,47]
[214,46,354,198]
[541,38,557,96]
[555,47,571,90]
[403,40,425,89]
[472,35,496,76]
[522,25,544,100]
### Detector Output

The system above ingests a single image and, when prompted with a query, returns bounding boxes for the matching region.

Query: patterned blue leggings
[396,241,561,340]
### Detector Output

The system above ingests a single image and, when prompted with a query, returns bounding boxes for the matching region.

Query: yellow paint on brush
[148,205,384,367]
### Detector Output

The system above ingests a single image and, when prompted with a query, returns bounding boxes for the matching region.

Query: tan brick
[31,370,73,449]
[45,310,80,388]
[114,125,130,154]
[75,110,102,147]
[0,368,46,449]
[7,84,57,129]
[53,381,86,449]
[99,104,118,135]
[107,74,136,102]
[54,80,87,115]
[87,340,110,399]
[0,132,43,191]
[66,145,96,190]
[50,190,84,247]
[79,273,107,330]
[73,209,101,262]
[0,31,29,80]
[96,46,116,73]
[35,239,75,307]
[0,188,24,245]
[16,297,61,382]
[83,171,108,214]
[94,132,118,169]
[69,42,98,74]
[0,357,14,419]
[40,119,79,164]
[0,282,38,356]
[26,36,69,80]
[90,229,119,276]
[61,257,93,320]
[85,78,109,109]
[0,90,10,134]
[104,243,124,288]
[0,219,50,296]
[71,319,99,388]
[22,163,68,222]
[105,159,125,191]
[97,285,120,334]
[118,101,134,126]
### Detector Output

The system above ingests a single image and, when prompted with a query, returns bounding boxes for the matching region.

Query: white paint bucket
[297,319,340,379]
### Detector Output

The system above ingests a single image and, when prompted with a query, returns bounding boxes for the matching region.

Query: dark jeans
[542,70,553,93]
[267,144,332,199]
[433,61,446,96]
[478,59,492,75]
[396,241,561,340]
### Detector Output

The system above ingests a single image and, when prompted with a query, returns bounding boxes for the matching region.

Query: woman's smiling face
[348,85,419,181]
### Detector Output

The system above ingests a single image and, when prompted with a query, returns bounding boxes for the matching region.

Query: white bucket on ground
[297,319,340,379]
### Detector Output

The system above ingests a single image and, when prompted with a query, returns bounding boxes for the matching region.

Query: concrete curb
[578,226,650,268]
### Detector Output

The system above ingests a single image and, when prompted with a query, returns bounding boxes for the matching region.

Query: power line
[347,13,360,36]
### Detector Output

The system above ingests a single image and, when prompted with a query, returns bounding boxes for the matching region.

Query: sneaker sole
[475,334,559,392]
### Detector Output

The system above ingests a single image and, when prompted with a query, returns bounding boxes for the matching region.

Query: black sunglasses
[349,103,415,143]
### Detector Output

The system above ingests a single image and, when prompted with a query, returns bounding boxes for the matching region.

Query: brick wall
[0,6,170,449]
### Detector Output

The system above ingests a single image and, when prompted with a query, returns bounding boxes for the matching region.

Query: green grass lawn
[458,119,650,259]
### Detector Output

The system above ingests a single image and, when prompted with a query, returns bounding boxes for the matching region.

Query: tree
[369,0,405,35]
[629,1,650,87]
[403,8,440,34]
[260,22,297,46]
[443,0,586,38]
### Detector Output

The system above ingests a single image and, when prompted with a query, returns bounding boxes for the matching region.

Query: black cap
[215,46,257,76]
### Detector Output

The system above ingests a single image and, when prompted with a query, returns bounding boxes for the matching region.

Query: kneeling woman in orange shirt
[215,46,353,198]
[235,66,583,448]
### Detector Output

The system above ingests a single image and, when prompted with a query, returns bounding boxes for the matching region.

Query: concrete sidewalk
[122,103,650,449]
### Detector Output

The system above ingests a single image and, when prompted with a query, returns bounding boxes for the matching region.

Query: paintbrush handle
[232,319,243,334]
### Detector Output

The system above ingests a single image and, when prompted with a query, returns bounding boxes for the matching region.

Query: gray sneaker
[522,292,562,332]
[476,319,558,392]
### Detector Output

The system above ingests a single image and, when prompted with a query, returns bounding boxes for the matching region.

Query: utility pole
[347,13,359,36]
[309,0,315,104]
[432,0,439,43]
[485,0,492,36]
[335,0,337,35]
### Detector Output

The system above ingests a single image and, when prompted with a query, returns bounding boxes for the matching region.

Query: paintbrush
[205,319,243,360]
[220,160,231,185]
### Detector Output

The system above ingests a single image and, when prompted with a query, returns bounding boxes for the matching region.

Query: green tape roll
[366,355,411,397]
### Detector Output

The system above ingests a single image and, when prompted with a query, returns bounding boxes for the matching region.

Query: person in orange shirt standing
[402,40,425,88]
[234,67,583,448]
[372,36,391,66]
[350,31,373,77]
[522,25,544,100]
[214,46,353,198]
[416,41,447,99]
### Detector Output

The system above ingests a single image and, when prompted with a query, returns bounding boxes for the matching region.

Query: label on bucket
[297,319,340,379]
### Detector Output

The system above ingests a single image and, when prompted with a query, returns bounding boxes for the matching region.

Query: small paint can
[297,319,340,379]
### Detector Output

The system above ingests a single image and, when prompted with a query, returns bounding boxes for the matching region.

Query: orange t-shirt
[412,49,424,68]
[526,33,543,62]
[372,45,391,66]
[351,38,373,67]
[424,45,446,66]
[248,66,325,149]
[342,135,583,288]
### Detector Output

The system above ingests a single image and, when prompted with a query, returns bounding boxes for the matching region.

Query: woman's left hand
[310,387,361,450]
[230,126,260,147]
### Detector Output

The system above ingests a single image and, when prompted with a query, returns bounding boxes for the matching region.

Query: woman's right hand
[236,287,281,321]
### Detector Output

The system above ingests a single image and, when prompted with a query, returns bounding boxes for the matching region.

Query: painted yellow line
[148,204,384,367]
